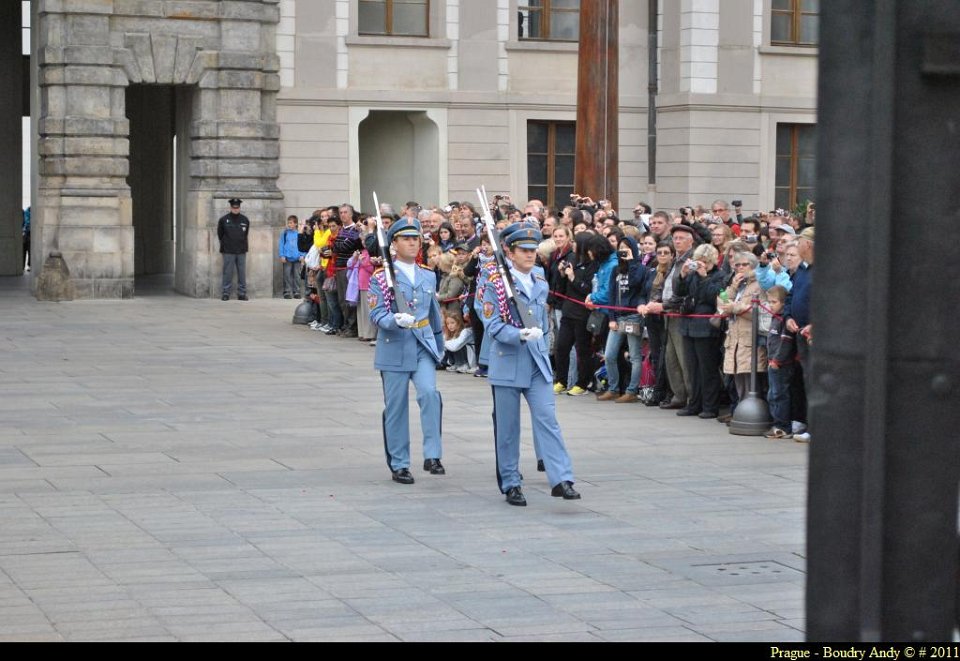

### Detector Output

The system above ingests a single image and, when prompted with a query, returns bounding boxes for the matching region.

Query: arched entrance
[30,1,283,300]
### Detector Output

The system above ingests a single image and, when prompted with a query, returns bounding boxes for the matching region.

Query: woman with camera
[638,240,676,407]
[676,244,726,418]
[553,232,601,396]
[596,236,649,403]
[717,251,767,410]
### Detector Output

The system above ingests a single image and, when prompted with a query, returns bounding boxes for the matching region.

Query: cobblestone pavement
[0,277,807,641]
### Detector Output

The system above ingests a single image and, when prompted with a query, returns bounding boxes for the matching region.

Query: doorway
[125,84,193,294]
[359,111,440,210]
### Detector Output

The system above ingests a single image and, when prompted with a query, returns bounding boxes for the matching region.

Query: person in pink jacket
[351,219,382,342]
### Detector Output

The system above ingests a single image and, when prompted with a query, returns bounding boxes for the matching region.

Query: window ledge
[347,35,452,49]
[760,45,819,57]
[505,40,579,53]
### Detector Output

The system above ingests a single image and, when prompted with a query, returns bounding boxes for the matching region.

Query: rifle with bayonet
[373,191,410,314]
[476,185,538,330]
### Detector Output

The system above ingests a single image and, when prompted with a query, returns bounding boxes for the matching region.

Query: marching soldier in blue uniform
[483,221,580,506]
[368,217,446,484]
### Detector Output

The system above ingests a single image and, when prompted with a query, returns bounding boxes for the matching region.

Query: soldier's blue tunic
[483,264,575,493]
[369,262,445,471]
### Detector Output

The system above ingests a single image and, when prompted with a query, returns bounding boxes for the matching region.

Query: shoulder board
[372,267,385,275]
[483,262,498,272]
[535,274,547,281]
[487,272,502,282]
[417,263,433,270]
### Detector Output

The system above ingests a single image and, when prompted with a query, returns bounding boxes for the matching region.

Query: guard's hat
[503,221,542,250]
[387,217,422,242]
[228,198,242,207]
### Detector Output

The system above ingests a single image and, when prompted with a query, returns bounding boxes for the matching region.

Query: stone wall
[34,0,284,300]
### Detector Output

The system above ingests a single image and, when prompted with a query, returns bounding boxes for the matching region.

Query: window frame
[775,123,816,211]
[358,0,431,38]
[518,0,580,43]
[770,0,819,47]
[527,119,576,209]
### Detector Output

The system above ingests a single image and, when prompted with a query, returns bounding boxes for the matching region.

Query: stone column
[0,2,23,276]
[179,1,284,298]
[35,3,133,299]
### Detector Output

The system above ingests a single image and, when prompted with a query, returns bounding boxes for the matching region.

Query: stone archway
[34,1,283,299]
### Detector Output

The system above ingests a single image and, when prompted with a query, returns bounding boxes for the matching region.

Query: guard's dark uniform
[218,198,250,299]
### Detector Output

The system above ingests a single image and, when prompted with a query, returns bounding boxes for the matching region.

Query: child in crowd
[764,285,797,439]
[436,252,466,316]
[278,215,305,299]
[442,311,474,373]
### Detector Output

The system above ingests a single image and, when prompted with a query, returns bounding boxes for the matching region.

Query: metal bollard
[729,296,772,436]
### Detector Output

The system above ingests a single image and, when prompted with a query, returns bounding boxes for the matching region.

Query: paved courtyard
[0,276,807,641]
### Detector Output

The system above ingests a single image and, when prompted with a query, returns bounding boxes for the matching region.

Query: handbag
[322,275,337,292]
[617,319,644,336]
[586,309,607,335]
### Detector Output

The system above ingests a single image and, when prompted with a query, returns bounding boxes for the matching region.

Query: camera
[744,235,758,244]
[732,199,742,208]
[618,249,630,259]
[766,251,777,260]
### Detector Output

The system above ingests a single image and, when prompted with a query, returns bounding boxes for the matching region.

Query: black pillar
[807,0,960,641]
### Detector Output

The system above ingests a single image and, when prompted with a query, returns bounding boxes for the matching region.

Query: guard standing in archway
[218,198,250,301]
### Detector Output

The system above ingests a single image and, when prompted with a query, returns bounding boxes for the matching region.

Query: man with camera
[656,224,700,410]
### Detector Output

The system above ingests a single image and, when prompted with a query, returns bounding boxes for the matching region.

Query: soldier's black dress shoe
[423,458,445,475]
[221,294,229,301]
[504,486,527,506]
[551,481,581,500]
[391,468,415,484]
[238,294,249,301]
[536,459,545,472]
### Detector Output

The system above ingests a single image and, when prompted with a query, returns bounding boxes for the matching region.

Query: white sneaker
[445,366,458,372]
[794,432,811,443]
[309,321,321,329]
[456,365,471,374]
[465,366,478,374]
[792,421,808,434]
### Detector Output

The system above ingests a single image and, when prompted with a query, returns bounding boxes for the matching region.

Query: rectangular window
[528,121,576,208]
[359,0,429,37]
[771,0,818,46]
[775,123,816,211]
[518,0,580,42]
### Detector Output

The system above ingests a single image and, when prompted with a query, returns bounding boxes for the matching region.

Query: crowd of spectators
[289,194,815,443]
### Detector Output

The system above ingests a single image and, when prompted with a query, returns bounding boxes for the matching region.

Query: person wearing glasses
[716,251,767,417]
[711,199,742,237]
[675,243,726,419]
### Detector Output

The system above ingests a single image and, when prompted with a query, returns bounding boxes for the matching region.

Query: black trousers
[647,317,669,402]
[683,335,722,414]
[555,315,593,389]
[469,302,486,366]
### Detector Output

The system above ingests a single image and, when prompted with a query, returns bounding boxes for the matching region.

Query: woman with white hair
[717,251,767,412]
[676,243,727,419]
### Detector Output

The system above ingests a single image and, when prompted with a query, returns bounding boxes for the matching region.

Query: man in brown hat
[218,198,250,301]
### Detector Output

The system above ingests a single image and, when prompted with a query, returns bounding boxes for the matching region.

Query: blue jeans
[325,283,343,330]
[767,364,794,432]
[604,316,644,394]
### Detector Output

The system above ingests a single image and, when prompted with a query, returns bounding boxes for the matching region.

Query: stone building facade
[5,0,818,299]
[18,0,284,299]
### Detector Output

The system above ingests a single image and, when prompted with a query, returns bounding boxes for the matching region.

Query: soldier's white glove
[393,313,416,328]
[519,327,544,342]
